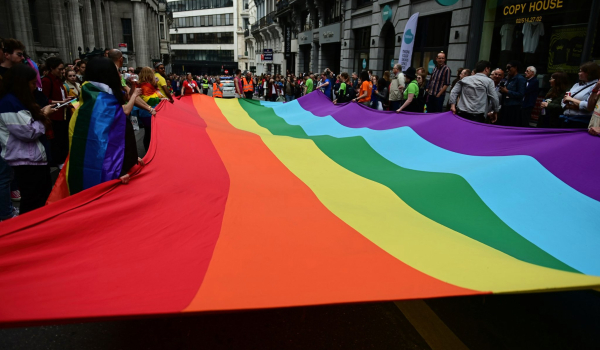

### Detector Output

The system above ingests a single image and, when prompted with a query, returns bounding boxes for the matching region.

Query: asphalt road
[1,290,599,350]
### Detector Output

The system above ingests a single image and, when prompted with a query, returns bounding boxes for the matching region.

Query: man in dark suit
[521,66,540,127]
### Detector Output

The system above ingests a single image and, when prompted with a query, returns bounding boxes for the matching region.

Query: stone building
[0,0,168,68]
[168,0,241,75]
[268,0,600,86]
[249,0,284,75]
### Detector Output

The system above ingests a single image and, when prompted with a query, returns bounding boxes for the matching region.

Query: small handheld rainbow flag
[47,81,127,203]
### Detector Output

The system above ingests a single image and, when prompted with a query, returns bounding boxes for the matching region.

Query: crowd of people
[0,37,174,221]
[2,35,599,223]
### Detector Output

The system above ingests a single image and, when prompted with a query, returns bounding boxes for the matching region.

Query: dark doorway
[382,21,396,75]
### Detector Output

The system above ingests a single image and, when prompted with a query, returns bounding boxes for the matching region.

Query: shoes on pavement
[10,190,21,202]
[0,206,19,222]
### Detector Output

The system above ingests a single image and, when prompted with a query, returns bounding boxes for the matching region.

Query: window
[159,15,166,40]
[28,0,40,43]
[354,27,370,72]
[169,0,233,12]
[356,0,371,9]
[301,11,311,31]
[324,0,342,25]
[173,49,235,61]
[173,14,234,28]
[411,12,451,71]
[170,32,234,44]
[122,18,133,49]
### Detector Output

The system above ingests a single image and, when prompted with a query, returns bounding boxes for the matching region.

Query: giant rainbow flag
[1,92,600,326]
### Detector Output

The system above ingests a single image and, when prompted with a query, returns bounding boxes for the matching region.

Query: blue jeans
[0,157,14,219]
[285,94,295,102]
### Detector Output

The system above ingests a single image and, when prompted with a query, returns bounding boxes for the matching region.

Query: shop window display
[479,0,597,91]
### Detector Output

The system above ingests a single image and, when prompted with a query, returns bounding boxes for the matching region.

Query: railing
[266,12,275,26]
[276,0,289,12]
[244,29,250,37]
[259,16,266,28]
[251,23,259,32]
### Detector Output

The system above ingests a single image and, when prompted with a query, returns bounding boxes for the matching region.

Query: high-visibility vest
[202,78,209,89]
[213,83,223,98]
[243,77,254,92]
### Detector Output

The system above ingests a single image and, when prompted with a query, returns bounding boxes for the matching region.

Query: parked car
[222,80,236,98]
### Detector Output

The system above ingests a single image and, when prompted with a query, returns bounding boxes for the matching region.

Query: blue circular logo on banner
[435,0,459,5]
[404,29,414,44]
[362,59,367,69]
[428,60,435,73]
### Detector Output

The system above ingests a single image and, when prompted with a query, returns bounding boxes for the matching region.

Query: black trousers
[499,105,521,126]
[244,91,253,99]
[51,119,69,165]
[457,110,486,123]
[202,88,208,95]
[521,107,533,127]
[13,165,51,214]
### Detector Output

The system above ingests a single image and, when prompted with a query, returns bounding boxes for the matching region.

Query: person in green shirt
[305,74,314,94]
[333,72,350,104]
[396,67,421,113]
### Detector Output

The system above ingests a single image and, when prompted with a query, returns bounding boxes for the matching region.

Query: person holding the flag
[46,57,142,204]
[136,67,163,152]
[182,73,201,96]
[0,64,57,214]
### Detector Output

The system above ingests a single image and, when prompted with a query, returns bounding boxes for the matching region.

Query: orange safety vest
[243,77,254,92]
[213,83,223,98]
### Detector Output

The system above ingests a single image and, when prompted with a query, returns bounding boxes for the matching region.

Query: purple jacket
[0,93,47,166]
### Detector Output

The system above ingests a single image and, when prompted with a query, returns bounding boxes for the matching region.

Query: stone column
[67,0,85,55]
[8,1,35,51]
[150,11,158,60]
[145,6,153,62]
[133,1,150,67]
[81,0,96,49]
[109,0,122,49]
[104,2,114,49]
[95,0,106,48]
[50,0,69,61]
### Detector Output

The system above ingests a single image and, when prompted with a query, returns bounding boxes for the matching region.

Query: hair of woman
[138,67,157,87]
[547,72,570,99]
[83,57,126,105]
[0,64,43,122]
[359,70,369,83]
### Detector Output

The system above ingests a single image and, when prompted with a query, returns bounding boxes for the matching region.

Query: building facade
[168,0,240,75]
[262,0,600,91]
[249,0,284,75]
[0,0,166,68]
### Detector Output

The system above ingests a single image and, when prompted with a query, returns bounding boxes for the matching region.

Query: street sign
[362,59,367,69]
[118,43,127,53]
[263,49,273,61]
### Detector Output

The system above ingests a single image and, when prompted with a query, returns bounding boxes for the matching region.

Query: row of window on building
[172,49,234,62]
[173,13,234,28]
[169,0,233,12]
[170,32,234,45]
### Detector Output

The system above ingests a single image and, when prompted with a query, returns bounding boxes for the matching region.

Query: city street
[3,95,600,349]
[1,290,599,349]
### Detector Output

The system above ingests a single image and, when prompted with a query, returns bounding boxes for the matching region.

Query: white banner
[398,13,419,70]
